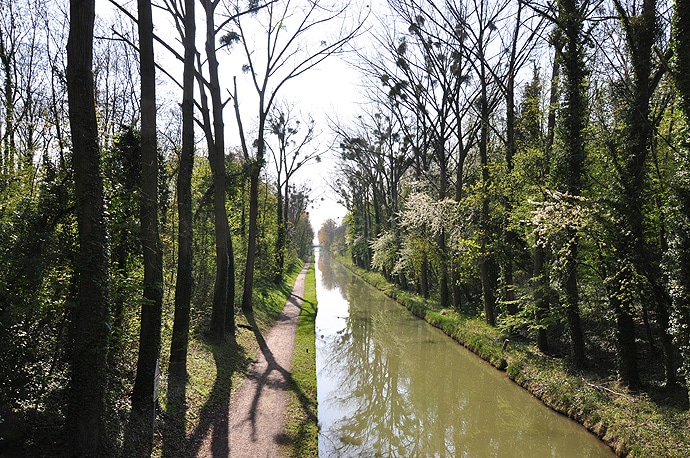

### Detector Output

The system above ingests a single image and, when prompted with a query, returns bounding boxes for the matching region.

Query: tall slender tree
[497,2,543,317]
[464,0,508,326]
[367,0,472,305]
[534,46,560,354]
[197,0,235,341]
[130,0,164,449]
[65,0,111,453]
[605,0,672,389]
[670,0,690,402]
[554,0,589,369]
[266,103,318,284]
[0,0,18,172]
[169,0,196,378]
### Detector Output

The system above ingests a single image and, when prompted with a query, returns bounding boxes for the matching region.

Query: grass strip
[281,261,319,457]
[336,255,690,457]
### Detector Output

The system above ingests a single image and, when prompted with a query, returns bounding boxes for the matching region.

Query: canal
[314,249,614,457]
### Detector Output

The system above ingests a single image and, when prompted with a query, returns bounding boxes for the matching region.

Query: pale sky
[286,56,359,234]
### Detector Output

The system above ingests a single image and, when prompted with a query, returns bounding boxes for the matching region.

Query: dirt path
[198,262,310,457]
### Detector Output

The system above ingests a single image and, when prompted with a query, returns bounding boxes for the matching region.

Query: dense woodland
[0,0,345,455]
[318,0,690,417]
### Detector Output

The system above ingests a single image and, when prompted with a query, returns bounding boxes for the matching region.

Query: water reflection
[317,249,338,291]
[315,250,613,458]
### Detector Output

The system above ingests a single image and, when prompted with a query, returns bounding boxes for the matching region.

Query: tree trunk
[480,251,498,327]
[477,41,498,326]
[131,2,164,450]
[226,233,236,335]
[242,166,260,312]
[421,255,429,299]
[673,2,690,116]
[612,0,676,386]
[670,0,690,401]
[533,40,560,355]
[649,286,678,387]
[502,2,522,317]
[201,0,232,339]
[274,186,286,283]
[503,258,517,316]
[210,186,229,340]
[453,101,468,312]
[170,0,195,379]
[533,239,550,353]
[65,1,110,453]
[564,233,585,369]
[241,85,268,312]
[436,130,450,308]
[557,0,587,370]
[606,264,642,389]
[451,262,462,311]
[0,35,16,173]
[615,307,642,389]
[437,230,450,308]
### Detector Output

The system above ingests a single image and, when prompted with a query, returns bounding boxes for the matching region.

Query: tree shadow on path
[242,310,293,441]
[161,371,187,457]
[241,291,318,449]
[164,337,247,458]
[277,301,319,454]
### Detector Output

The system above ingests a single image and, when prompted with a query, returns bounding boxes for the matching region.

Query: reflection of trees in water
[317,249,340,291]
[319,290,466,457]
[320,310,413,456]
[317,253,608,457]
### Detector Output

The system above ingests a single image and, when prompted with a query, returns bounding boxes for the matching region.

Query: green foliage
[666,123,690,397]
[5,0,690,454]
[0,162,74,410]
[2,114,316,451]
[292,215,314,261]
[0,155,78,456]
[395,234,432,279]
[318,218,347,256]
[104,127,145,380]
[343,211,370,268]
[516,67,545,150]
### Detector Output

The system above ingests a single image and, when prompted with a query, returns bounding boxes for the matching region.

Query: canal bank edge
[333,253,690,458]
[279,261,319,457]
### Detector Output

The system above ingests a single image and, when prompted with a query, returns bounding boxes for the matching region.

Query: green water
[315,250,614,457]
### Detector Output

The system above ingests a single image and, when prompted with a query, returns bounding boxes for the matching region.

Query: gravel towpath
[198,262,310,457]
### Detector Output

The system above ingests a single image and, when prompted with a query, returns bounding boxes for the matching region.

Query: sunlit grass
[281,261,319,457]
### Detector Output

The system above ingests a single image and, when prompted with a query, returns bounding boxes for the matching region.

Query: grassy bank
[154,260,304,457]
[336,255,690,458]
[280,262,319,457]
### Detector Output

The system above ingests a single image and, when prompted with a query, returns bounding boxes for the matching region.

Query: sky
[284,56,360,233]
